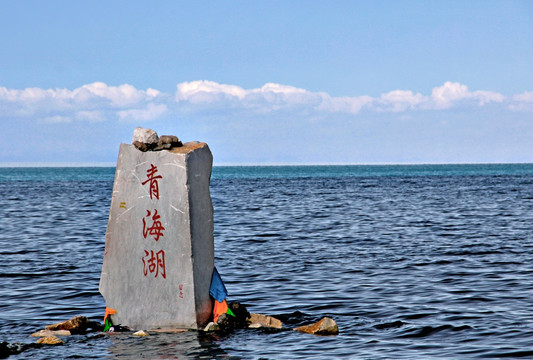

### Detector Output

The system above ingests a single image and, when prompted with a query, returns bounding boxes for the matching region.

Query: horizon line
[1,161,532,168]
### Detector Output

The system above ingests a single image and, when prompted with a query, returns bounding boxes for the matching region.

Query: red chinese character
[179,284,184,298]
[142,249,166,278]
[142,209,165,241]
[142,164,163,200]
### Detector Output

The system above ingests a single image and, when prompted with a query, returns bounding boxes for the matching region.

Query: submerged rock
[45,316,101,334]
[203,322,220,332]
[36,336,64,345]
[1,341,40,358]
[31,329,71,337]
[132,330,149,336]
[294,317,339,335]
[249,313,283,329]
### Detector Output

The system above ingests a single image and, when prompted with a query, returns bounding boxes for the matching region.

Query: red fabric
[213,299,228,323]
[104,307,117,323]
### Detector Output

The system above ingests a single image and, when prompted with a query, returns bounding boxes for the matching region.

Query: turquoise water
[2,163,533,181]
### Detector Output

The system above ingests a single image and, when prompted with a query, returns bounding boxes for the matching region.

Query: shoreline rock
[294,317,339,336]
[36,336,63,345]
[249,313,283,329]
[31,329,71,337]
[45,316,101,334]
[132,330,149,336]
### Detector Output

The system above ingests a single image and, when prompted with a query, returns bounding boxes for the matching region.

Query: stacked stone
[132,127,183,152]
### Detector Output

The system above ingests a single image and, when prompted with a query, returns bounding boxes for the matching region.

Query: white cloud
[377,90,426,112]
[472,90,505,106]
[176,80,247,102]
[0,81,528,125]
[0,82,164,122]
[174,80,510,115]
[509,91,533,111]
[513,91,533,103]
[175,80,319,112]
[428,81,505,109]
[430,81,470,109]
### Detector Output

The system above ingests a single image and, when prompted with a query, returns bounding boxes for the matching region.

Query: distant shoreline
[1,162,532,168]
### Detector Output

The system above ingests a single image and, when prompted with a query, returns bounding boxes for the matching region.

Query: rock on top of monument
[132,127,159,145]
[153,135,183,151]
[132,127,184,152]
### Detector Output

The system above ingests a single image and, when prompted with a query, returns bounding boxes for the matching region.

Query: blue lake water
[1,164,533,359]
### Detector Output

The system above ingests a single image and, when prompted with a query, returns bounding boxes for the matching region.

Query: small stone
[36,336,64,345]
[153,135,183,151]
[249,314,283,329]
[159,135,181,146]
[132,127,159,150]
[132,140,148,152]
[45,316,90,334]
[203,322,220,332]
[294,317,339,335]
[31,329,71,337]
[248,323,264,329]
[133,330,149,336]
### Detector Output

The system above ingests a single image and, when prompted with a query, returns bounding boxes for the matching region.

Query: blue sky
[1,0,532,164]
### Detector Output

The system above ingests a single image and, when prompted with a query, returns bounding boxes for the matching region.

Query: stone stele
[99,141,214,330]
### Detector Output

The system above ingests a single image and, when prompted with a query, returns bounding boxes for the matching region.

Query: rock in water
[31,330,71,337]
[249,313,283,329]
[203,322,220,332]
[45,316,91,334]
[36,336,64,345]
[0,341,24,357]
[294,317,339,335]
[133,330,149,336]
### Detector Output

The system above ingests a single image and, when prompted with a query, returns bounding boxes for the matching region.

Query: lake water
[1,164,533,359]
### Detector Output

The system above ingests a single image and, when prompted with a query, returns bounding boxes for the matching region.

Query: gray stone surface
[99,141,214,330]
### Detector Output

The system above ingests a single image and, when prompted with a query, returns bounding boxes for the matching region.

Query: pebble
[203,322,220,332]
[133,330,149,336]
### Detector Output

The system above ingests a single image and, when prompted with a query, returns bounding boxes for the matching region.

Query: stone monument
[99,128,214,330]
